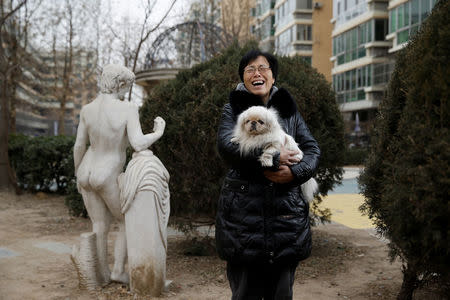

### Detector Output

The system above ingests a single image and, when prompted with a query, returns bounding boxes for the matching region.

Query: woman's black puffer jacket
[215,86,320,265]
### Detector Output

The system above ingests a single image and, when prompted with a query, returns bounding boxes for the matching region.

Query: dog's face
[238,106,277,136]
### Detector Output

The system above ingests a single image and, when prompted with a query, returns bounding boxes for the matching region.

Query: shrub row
[8,134,86,217]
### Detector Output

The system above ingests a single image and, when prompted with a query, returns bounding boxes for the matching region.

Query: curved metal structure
[144,21,232,69]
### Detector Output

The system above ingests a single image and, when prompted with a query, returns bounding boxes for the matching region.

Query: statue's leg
[100,179,129,284]
[81,188,112,285]
[111,222,129,283]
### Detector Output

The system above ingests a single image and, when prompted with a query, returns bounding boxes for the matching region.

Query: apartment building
[387,0,438,53]
[331,0,437,137]
[331,0,391,135]
[250,0,333,82]
[250,0,277,52]
[13,46,96,136]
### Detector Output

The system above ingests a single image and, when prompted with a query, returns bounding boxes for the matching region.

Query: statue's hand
[153,116,166,134]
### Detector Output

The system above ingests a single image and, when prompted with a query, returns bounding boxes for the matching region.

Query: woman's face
[243,55,275,103]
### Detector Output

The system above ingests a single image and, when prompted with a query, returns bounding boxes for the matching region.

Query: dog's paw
[230,137,238,143]
[259,154,273,167]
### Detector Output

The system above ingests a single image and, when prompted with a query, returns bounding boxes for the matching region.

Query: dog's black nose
[251,121,257,126]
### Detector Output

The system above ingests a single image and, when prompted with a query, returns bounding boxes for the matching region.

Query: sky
[108,0,192,105]
[110,0,191,27]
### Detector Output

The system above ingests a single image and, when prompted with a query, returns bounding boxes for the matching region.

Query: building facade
[331,0,437,139]
[14,46,96,136]
[331,0,391,136]
[250,0,333,82]
[250,0,277,52]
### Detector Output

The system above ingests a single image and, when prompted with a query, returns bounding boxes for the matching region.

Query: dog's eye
[245,120,250,124]
[258,120,265,125]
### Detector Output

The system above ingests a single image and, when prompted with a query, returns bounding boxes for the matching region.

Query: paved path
[320,167,374,229]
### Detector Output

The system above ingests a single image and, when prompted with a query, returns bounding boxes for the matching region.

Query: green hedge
[8,134,86,217]
[9,134,75,193]
[343,147,368,166]
[140,41,346,223]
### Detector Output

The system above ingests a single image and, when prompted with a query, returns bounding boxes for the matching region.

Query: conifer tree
[359,1,450,298]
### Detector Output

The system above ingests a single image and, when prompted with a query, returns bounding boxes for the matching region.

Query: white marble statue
[118,150,170,296]
[73,64,166,286]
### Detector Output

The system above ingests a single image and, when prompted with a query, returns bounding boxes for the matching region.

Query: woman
[215,50,320,300]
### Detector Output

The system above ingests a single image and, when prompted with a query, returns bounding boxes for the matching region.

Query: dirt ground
[0,191,406,300]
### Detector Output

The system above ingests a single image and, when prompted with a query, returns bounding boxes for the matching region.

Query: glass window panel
[359,23,366,44]
[357,90,365,100]
[398,4,404,28]
[421,0,430,21]
[410,25,419,37]
[367,65,371,86]
[411,0,419,24]
[404,3,410,27]
[351,69,356,89]
[375,19,386,41]
[390,9,397,33]
[362,66,366,86]
[333,38,336,55]
[358,47,366,58]
[345,72,350,90]
[397,29,409,44]
[368,20,372,41]
[345,31,351,50]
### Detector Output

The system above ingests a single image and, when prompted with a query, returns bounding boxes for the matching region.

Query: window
[411,0,419,24]
[421,0,430,20]
[397,5,404,29]
[297,24,312,41]
[297,0,312,9]
[390,9,397,33]
[375,19,387,41]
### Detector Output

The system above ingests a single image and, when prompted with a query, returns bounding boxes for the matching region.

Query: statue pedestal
[125,190,167,296]
[119,150,170,296]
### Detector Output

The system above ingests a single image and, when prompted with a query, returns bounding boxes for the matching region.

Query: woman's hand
[279,145,300,166]
[264,165,295,183]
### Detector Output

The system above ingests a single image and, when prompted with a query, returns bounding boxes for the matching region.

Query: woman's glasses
[244,65,271,75]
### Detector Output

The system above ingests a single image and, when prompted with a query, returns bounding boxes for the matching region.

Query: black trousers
[226,261,298,300]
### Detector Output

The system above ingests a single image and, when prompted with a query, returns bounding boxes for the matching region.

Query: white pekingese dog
[231,106,318,202]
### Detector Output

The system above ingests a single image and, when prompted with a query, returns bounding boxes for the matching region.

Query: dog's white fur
[231,106,318,202]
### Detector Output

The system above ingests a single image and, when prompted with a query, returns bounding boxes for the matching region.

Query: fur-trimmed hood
[229,85,298,119]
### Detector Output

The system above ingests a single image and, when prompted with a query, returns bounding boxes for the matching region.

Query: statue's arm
[74,110,88,174]
[127,104,166,152]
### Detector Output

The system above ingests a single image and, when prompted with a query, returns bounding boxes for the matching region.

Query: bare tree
[108,0,177,99]
[220,0,254,42]
[0,0,33,190]
[36,0,100,135]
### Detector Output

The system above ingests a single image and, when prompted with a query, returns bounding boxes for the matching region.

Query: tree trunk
[397,264,419,300]
[0,80,18,192]
[0,91,11,189]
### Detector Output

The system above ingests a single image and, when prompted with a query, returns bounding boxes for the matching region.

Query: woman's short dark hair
[238,49,278,82]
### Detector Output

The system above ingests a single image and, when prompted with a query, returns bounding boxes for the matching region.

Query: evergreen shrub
[9,134,75,192]
[8,134,86,217]
[140,41,345,223]
[359,1,450,298]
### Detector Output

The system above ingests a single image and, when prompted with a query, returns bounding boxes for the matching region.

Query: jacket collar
[229,84,298,119]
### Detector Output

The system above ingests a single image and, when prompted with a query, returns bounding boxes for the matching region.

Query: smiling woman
[239,52,277,104]
[216,49,321,300]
